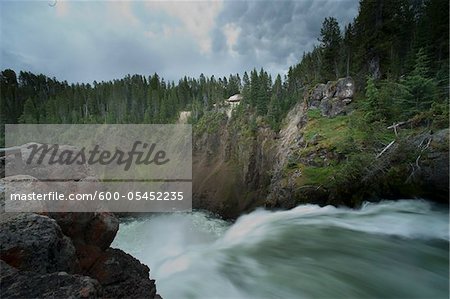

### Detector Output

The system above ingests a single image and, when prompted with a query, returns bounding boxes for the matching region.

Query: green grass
[307,111,357,143]
[306,108,321,120]
[300,165,340,186]
[288,109,398,189]
[305,109,397,152]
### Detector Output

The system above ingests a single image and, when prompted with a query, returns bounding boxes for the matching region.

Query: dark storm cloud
[0,1,177,82]
[0,0,358,83]
[213,0,359,75]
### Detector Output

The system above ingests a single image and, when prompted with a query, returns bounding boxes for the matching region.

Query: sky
[0,0,359,84]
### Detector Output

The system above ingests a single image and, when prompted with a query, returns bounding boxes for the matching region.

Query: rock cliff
[192,77,449,218]
[193,112,277,219]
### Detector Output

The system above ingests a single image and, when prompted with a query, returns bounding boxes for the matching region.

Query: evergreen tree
[343,23,355,77]
[363,76,382,122]
[402,48,438,115]
[19,98,38,123]
[256,69,269,115]
[242,72,251,103]
[319,17,342,80]
[249,70,259,107]
[226,74,240,98]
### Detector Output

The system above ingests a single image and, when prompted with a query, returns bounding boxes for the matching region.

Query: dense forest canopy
[1,0,448,145]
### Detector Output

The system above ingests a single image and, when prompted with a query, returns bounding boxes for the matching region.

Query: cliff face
[192,77,449,218]
[192,113,277,219]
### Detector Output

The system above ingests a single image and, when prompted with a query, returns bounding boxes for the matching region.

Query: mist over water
[113,200,449,299]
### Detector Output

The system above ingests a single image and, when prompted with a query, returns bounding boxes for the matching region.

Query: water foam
[113,200,449,299]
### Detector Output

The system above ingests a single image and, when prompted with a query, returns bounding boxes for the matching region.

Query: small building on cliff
[224,94,242,118]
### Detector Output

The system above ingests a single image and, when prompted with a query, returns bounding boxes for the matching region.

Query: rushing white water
[112,200,449,299]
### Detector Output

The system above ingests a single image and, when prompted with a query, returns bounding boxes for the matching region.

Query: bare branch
[376,140,395,159]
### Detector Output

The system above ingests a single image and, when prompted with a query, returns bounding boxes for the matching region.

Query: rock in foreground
[0,213,78,274]
[1,260,102,299]
[89,248,158,299]
[0,211,160,299]
[0,147,161,298]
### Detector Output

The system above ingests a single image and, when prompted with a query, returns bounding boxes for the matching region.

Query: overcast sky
[1,0,358,83]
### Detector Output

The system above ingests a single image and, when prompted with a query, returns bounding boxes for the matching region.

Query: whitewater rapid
[112,199,449,299]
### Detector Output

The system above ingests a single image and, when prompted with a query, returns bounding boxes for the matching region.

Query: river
[112,199,449,299]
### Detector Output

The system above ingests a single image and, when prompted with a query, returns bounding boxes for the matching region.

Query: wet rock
[89,248,158,299]
[1,143,160,298]
[48,212,119,272]
[48,212,96,247]
[0,211,160,298]
[76,245,103,273]
[0,260,102,298]
[0,213,78,274]
[85,212,119,251]
[47,211,118,250]
[412,128,449,201]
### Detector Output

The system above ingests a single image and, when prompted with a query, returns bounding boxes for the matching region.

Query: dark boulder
[48,212,119,250]
[84,212,119,251]
[411,128,449,201]
[0,142,161,298]
[0,260,102,298]
[89,248,158,299]
[0,213,79,274]
[48,212,97,247]
[48,212,119,272]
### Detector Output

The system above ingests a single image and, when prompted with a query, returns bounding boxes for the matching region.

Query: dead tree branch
[376,140,395,159]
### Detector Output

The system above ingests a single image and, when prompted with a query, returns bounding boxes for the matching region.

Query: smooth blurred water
[112,200,449,299]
